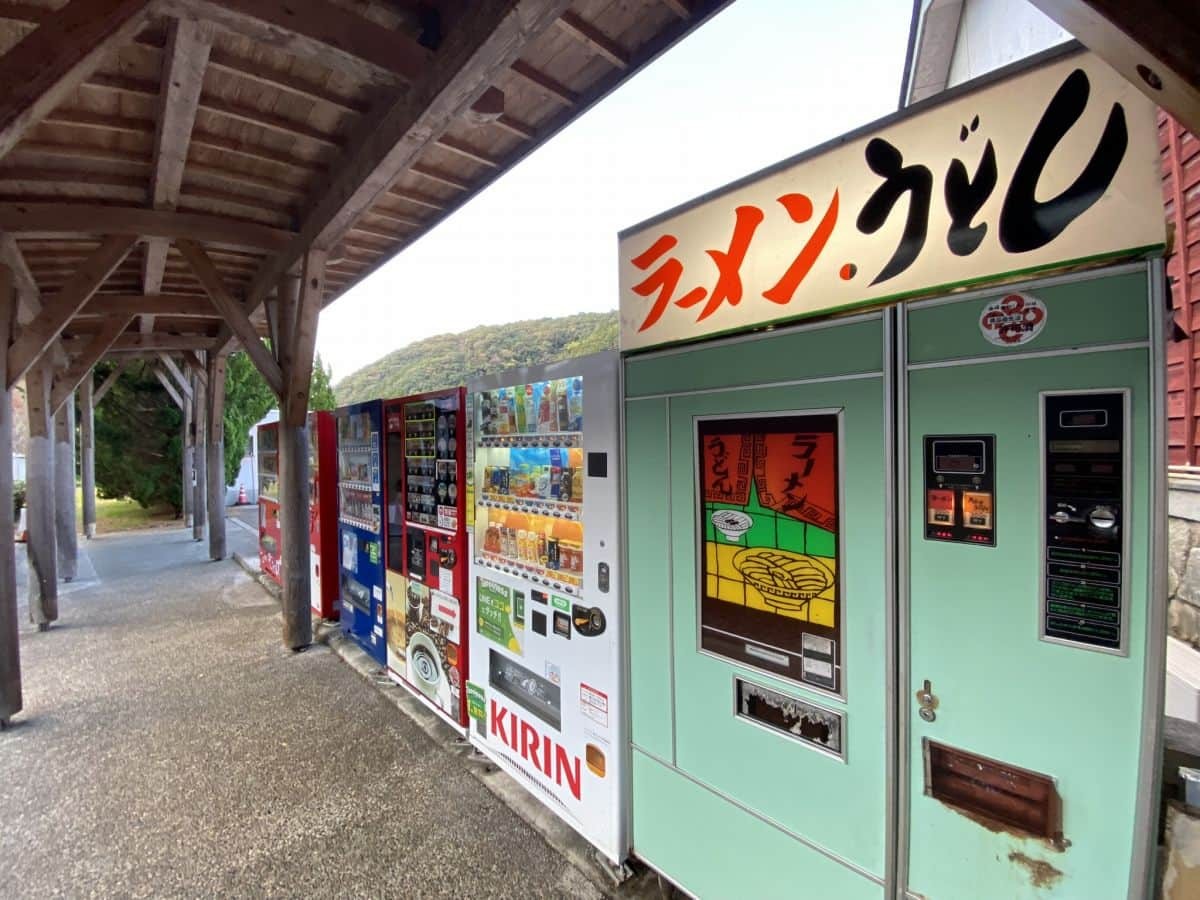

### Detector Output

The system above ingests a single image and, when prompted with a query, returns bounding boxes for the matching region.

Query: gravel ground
[0,527,602,899]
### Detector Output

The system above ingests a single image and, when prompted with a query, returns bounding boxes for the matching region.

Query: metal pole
[24,358,56,628]
[0,264,22,725]
[206,353,226,561]
[53,395,77,581]
[192,366,206,542]
[80,371,96,539]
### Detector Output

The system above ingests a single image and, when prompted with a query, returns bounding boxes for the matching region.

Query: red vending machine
[308,410,339,620]
[257,421,281,585]
[383,388,469,729]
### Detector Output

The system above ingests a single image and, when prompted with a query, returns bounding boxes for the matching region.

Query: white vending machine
[467,351,626,863]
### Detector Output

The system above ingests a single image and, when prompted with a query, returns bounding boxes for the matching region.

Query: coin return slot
[924,739,1062,843]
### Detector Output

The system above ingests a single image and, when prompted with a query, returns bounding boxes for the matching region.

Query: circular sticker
[979,293,1047,346]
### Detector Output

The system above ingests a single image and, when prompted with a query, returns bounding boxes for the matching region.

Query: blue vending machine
[335,400,386,664]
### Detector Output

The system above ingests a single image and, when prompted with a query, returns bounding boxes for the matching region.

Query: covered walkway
[0,526,604,898]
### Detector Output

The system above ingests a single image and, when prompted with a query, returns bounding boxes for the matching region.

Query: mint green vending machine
[619,49,1168,899]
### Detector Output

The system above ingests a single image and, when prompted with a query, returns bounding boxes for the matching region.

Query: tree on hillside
[334,311,619,404]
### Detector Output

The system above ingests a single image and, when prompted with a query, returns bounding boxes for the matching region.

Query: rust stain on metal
[1008,850,1063,889]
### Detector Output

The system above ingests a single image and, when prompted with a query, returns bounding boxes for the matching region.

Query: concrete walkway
[0,527,604,898]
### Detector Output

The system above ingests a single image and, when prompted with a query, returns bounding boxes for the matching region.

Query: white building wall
[945,0,1071,87]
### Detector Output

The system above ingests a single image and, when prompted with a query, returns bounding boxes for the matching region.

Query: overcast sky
[316,0,914,381]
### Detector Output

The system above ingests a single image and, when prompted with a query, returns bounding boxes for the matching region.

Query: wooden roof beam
[556,12,629,69]
[1029,0,1200,136]
[156,351,193,398]
[159,0,434,86]
[50,314,133,413]
[0,204,294,252]
[151,362,183,408]
[93,357,129,403]
[220,0,577,355]
[0,0,155,162]
[86,333,215,352]
[73,293,220,318]
[7,234,138,388]
[660,0,693,19]
[177,238,282,397]
[0,233,41,324]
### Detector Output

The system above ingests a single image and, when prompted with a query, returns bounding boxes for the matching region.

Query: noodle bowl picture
[732,548,833,612]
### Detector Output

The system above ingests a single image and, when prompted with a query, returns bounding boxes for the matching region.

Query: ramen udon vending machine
[619,49,1167,900]
[257,421,281,586]
[308,410,339,620]
[335,400,386,665]
[467,352,626,862]
[383,388,470,728]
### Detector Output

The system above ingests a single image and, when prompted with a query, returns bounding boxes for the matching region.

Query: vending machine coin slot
[923,436,996,546]
[1041,391,1126,653]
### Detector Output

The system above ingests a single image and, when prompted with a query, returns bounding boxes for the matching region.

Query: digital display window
[697,413,841,694]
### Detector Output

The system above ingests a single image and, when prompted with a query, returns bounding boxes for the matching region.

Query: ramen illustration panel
[697,413,842,693]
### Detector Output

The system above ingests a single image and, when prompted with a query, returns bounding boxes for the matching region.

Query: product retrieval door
[903,270,1157,899]
[626,313,892,899]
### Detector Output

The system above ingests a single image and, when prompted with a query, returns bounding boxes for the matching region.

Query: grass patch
[74,487,178,534]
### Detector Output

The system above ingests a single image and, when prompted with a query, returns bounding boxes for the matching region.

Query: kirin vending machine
[257,421,281,586]
[383,388,469,728]
[308,410,339,620]
[467,352,626,862]
[335,400,386,664]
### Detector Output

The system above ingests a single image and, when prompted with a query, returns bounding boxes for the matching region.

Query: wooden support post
[24,358,56,628]
[181,392,193,527]
[277,268,311,650]
[53,396,77,581]
[80,372,96,539]
[191,364,206,542]
[0,264,22,725]
[206,352,226,561]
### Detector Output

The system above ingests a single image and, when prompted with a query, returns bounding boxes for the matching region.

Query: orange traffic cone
[237,483,247,505]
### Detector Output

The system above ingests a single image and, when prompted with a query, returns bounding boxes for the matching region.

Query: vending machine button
[1088,506,1117,529]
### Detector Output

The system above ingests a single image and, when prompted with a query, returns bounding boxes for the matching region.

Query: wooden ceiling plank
[510,59,578,106]
[197,95,342,149]
[409,162,470,191]
[176,238,282,396]
[50,313,133,412]
[185,162,306,198]
[159,0,434,86]
[556,12,629,69]
[9,143,152,171]
[386,187,446,210]
[205,48,368,115]
[660,0,693,18]
[0,0,156,162]
[0,203,294,251]
[494,113,536,141]
[7,234,138,388]
[43,108,155,137]
[434,134,499,167]
[188,128,323,174]
[216,0,577,355]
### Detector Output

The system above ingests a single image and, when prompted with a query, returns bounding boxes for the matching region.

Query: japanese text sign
[618,52,1165,351]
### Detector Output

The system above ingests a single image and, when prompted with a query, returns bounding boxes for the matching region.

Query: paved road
[1,528,602,898]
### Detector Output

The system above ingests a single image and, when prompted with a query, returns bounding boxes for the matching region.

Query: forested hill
[333,311,618,404]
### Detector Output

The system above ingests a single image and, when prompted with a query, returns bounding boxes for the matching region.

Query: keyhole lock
[916,679,939,723]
